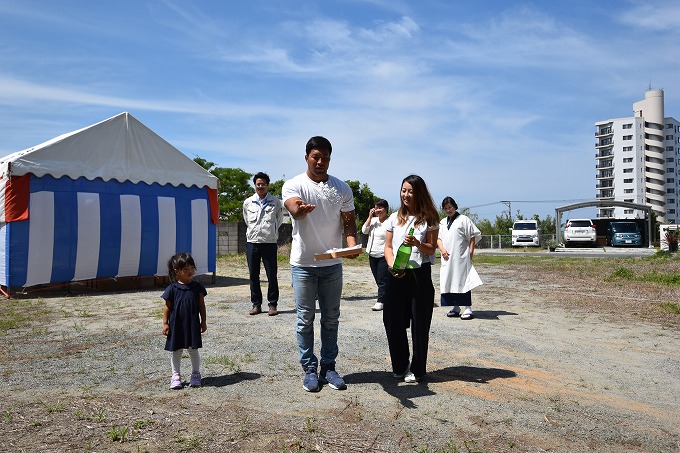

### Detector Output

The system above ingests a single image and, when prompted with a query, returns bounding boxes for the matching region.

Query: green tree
[268,179,284,198]
[345,180,376,225]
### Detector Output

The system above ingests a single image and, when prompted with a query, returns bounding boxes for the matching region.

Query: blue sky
[1,0,678,221]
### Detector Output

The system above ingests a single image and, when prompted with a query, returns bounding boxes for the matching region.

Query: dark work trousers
[246,242,279,307]
[368,255,389,303]
[382,263,434,378]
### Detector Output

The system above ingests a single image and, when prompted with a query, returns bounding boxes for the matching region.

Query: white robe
[439,214,483,293]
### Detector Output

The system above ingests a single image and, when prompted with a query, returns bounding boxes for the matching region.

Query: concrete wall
[216,222,293,256]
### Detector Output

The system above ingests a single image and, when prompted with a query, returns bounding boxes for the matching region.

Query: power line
[466,199,590,209]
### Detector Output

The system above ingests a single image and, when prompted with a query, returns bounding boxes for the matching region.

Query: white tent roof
[0,112,218,189]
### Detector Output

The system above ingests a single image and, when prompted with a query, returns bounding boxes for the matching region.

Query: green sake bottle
[392,227,414,276]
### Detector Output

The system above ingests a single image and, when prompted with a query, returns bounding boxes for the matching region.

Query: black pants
[382,263,434,378]
[246,242,279,306]
[368,255,389,303]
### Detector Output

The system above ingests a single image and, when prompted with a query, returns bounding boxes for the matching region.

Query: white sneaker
[461,306,474,320]
[404,371,419,383]
[371,302,384,311]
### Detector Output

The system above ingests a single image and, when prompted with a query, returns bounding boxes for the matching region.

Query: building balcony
[595,128,613,137]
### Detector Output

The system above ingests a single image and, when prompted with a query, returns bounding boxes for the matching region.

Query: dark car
[607,221,642,247]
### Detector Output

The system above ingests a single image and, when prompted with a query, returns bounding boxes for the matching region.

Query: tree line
[196,158,556,236]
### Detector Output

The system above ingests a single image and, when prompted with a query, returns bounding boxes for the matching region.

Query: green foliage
[659,302,680,314]
[606,267,635,281]
[345,180,376,225]
[268,179,284,198]
[194,158,253,221]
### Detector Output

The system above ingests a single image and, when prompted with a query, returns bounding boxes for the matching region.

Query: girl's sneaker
[170,374,182,390]
[189,371,202,387]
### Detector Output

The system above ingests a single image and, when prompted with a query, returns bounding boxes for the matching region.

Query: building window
[623,123,633,129]
[623,157,633,163]
[668,158,676,162]
[668,146,676,151]
[624,209,634,214]
[623,146,633,152]
[623,135,633,140]
[669,188,676,194]
[668,178,676,183]
[669,209,676,214]
[624,189,634,194]
[668,168,675,173]
[667,135,675,140]
[623,178,633,183]
[667,124,674,129]
[623,168,633,173]
[669,199,676,204]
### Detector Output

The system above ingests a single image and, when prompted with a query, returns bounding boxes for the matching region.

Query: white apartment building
[595,89,679,223]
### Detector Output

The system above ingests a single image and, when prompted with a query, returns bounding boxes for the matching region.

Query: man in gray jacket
[243,172,284,316]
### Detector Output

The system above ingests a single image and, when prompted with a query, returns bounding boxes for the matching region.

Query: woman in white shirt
[361,199,389,311]
[383,175,439,383]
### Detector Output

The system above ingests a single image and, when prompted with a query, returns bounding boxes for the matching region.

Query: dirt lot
[1,252,679,452]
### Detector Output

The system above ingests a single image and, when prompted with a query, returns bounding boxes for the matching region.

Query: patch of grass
[2,409,13,423]
[174,434,202,449]
[133,419,155,429]
[659,302,680,314]
[304,417,320,434]
[0,307,30,333]
[204,355,241,372]
[606,267,635,281]
[42,400,65,413]
[107,425,129,443]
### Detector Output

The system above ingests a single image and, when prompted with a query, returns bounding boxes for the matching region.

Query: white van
[510,220,541,247]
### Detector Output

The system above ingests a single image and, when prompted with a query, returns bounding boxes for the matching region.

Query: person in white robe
[437,197,483,320]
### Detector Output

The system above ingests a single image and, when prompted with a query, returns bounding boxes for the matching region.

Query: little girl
[162,252,207,389]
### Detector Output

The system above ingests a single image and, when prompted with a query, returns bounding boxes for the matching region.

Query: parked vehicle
[607,221,642,247]
[510,220,541,247]
[563,219,597,247]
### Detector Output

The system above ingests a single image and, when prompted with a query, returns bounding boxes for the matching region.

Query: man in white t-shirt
[282,136,359,393]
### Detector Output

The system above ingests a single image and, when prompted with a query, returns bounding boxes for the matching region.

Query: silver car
[563,219,597,247]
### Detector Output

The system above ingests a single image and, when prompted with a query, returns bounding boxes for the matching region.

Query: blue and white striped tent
[0,112,219,291]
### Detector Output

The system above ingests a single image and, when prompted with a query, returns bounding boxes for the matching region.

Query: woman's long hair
[396,174,439,228]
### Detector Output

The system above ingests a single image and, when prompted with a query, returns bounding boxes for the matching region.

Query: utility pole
[501,201,512,221]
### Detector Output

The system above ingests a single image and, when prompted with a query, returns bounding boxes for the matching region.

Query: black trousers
[382,263,434,378]
[245,242,279,306]
[368,255,389,303]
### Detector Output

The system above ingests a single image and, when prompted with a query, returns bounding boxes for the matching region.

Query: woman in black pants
[382,174,440,383]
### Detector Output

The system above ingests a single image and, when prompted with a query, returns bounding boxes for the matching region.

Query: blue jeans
[291,264,343,371]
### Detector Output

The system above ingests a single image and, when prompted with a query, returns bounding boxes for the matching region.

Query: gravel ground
[1,252,679,452]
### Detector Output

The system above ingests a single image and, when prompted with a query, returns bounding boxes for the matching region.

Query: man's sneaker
[446,307,460,317]
[189,371,202,387]
[170,373,182,390]
[319,369,347,390]
[404,371,419,383]
[371,302,384,311]
[302,368,319,392]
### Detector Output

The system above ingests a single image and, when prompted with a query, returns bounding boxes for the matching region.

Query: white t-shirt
[282,172,355,267]
[362,217,387,258]
[385,213,437,267]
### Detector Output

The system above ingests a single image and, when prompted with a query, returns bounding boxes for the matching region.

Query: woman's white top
[362,217,387,258]
[385,213,438,268]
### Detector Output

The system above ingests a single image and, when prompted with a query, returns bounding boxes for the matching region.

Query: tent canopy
[0,112,218,190]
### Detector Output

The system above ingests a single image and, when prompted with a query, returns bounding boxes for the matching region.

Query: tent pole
[0,286,11,299]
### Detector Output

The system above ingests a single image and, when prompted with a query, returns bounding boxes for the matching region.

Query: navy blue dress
[163,281,207,352]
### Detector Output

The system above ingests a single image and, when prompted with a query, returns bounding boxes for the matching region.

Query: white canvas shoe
[371,302,384,311]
